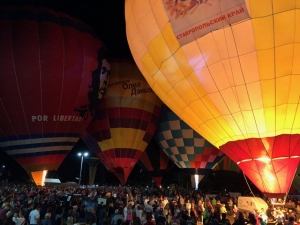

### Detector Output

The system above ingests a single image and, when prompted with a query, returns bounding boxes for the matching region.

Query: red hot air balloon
[138,138,174,187]
[82,59,162,185]
[0,5,110,185]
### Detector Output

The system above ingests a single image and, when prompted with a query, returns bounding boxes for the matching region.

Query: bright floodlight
[78,152,88,157]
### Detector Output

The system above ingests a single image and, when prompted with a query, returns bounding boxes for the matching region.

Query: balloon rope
[243,172,255,197]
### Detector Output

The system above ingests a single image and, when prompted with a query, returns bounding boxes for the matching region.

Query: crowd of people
[0,183,299,225]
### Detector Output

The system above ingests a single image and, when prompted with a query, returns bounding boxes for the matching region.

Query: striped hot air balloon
[0,5,109,185]
[155,105,224,175]
[126,0,300,197]
[82,59,162,185]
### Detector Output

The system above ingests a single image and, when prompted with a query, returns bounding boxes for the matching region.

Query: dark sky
[0,0,132,59]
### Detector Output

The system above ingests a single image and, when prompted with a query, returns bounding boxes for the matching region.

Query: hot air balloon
[292,165,300,193]
[0,5,109,185]
[213,156,240,173]
[138,138,174,187]
[155,104,224,189]
[82,59,162,185]
[125,0,300,197]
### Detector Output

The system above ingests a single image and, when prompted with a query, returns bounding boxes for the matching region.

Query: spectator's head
[66,216,74,225]
[6,210,13,219]
[159,209,163,215]
[89,207,95,214]
[146,214,152,221]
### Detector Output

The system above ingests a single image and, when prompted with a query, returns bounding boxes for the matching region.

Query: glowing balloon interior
[0,5,109,184]
[125,0,300,197]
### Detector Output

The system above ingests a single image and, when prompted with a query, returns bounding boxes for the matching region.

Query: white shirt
[12,217,26,225]
[29,209,40,225]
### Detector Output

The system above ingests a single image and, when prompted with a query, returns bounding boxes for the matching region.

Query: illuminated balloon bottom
[220,134,300,197]
[30,170,48,186]
[97,150,143,185]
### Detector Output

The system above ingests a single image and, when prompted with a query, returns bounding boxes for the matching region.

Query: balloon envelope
[0,5,109,184]
[155,104,224,174]
[213,156,240,173]
[138,138,174,187]
[125,0,300,197]
[82,59,162,185]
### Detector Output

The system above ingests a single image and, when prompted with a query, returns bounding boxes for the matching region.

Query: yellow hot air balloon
[125,0,300,197]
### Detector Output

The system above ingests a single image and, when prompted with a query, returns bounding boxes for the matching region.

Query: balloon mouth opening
[237,156,300,164]
[30,170,48,186]
[110,167,132,185]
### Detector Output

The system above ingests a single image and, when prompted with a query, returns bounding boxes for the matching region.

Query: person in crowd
[29,204,41,225]
[66,216,74,225]
[143,214,154,225]
[197,200,204,223]
[247,213,257,225]
[140,211,147,225]
[155,209,166,225]
[111,209,124,225]
[232,212,247,225]
[286,209,296,221]
[41,213,51,225]
[126,204,133,224]
[108,202,116,219]
[78,205,87,222]
[0,204,10,225]
[177,213,187,225]
[228,198,233,216]
[12,211,26,225]
[186,200,191,217]
[213,200,221,222]
[97,202,107,225]
[179,196,185,209]
[5,210,14,225]
[232,205,239,220]
[143,202,153,216]
[257,217,266,225]
[85,207,96,224]
[220,204,227,220]
[133,217,141,225]
[211,198,217,208]
[135,205,142,221]
[284,216,295,225]
[259,208,267,223]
